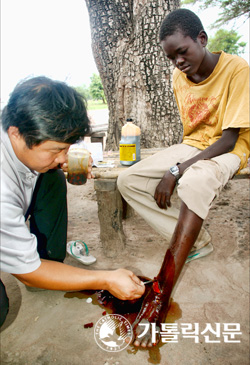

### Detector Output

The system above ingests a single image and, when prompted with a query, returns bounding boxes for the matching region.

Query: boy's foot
[186,242,214,263]
[132,318,161,347]
[128,283,170,347]
[191,228,211,251]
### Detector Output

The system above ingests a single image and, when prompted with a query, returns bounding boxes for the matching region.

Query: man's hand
[154,171,177,209]
[60,154,94,179]
[105,269,145,300]
[86,154,94,179]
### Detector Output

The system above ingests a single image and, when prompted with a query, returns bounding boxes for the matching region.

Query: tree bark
[85,0,182,150]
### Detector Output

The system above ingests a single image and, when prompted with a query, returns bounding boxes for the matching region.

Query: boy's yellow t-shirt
[173,51,250,171]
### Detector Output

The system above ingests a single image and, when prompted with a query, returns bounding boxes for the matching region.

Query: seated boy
[118,8,249,347]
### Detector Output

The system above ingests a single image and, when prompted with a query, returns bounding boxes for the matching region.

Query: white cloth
[0,128,41,274]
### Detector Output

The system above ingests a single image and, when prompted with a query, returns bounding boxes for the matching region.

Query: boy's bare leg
[131,202,203,347]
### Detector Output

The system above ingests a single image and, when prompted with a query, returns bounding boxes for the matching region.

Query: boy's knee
[178,172,213,200]
[178,160,221,197]
[177,161,222,219]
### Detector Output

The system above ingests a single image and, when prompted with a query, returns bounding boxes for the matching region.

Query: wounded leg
[131,202,203,347]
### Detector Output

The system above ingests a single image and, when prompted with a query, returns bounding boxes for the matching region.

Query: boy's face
[161,31,207,77]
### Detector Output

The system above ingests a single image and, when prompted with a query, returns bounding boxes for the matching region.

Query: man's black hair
[159,8,205,42]
[1,76,91,148]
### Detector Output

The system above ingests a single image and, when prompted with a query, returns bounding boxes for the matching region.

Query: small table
[92,149,161,257]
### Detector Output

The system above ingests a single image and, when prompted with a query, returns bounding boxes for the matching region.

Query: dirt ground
[0,176,249,365]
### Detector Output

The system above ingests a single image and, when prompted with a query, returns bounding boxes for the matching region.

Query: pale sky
[1,0,98,104]
[1,0,249,105]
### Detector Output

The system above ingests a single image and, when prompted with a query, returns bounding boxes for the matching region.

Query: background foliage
[182,0,250,26]
[208,29,246,54]
[74,73,107,107]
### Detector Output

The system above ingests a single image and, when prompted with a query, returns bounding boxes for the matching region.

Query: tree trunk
[85,0,182,150]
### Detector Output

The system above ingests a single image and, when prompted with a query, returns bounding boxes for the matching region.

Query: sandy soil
[0,176,249,365]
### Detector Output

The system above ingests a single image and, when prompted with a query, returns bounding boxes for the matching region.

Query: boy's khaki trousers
[117,144,240,249]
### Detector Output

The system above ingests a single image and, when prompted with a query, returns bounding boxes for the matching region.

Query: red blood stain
[152,281,161,294]
[84,322,94,328]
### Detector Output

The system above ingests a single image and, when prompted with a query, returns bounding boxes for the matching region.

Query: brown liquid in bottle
[67,171,87,185]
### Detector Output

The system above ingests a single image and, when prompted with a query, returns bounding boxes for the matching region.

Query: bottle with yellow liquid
[119,118,141,166]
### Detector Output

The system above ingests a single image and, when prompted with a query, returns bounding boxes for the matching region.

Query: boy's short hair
[159,8,205,42]
[1,76,91,148]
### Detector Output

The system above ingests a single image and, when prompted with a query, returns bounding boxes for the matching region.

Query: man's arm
[13,259,145,300]
[154,128,240,209]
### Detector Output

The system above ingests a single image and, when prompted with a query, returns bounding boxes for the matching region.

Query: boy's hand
[154,171,176,209]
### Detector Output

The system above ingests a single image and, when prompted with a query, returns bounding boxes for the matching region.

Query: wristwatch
[169,164,181,181]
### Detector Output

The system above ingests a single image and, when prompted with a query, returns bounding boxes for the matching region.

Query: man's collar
[1,127,39,178]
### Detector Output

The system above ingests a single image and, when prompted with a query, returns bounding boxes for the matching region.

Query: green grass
[87,100,108,110]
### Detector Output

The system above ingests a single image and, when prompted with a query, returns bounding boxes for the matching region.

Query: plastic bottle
[119,118,141,166]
